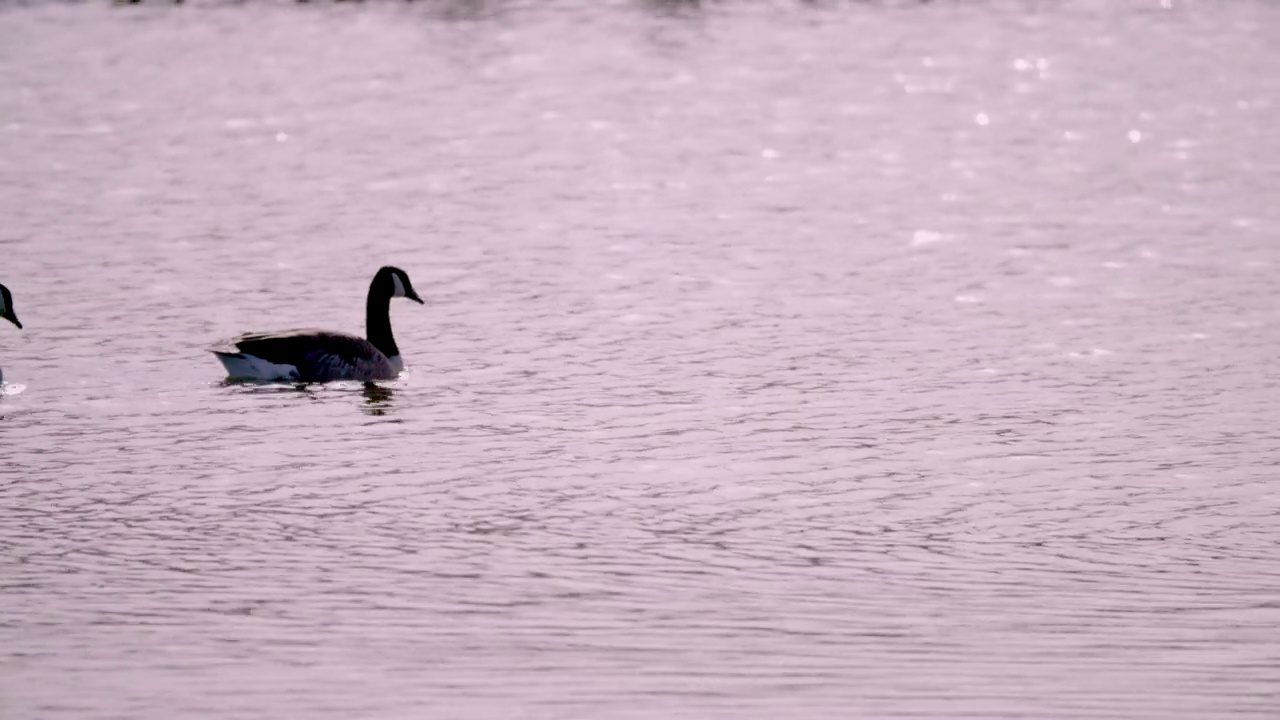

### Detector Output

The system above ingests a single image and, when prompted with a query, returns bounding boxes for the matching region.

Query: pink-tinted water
[1,1,1278,718]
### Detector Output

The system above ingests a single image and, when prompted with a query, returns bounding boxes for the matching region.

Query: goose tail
[212,350,300,382]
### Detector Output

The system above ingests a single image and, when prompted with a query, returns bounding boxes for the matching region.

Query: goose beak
[407,290,424,305]
[2,312,18,329]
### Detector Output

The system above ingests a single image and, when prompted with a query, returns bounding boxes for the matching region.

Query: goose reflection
[362,382,396,416]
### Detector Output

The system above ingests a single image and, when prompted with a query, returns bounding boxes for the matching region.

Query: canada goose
[0,283,21,385]
[212,266,424,383]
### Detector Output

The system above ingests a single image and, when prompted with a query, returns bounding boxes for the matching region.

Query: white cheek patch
[391,273,406,298]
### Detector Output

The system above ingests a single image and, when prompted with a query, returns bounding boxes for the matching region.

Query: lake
[1,1,1278,718]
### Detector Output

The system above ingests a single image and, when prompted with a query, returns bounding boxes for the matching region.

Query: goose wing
[220,329,396,382]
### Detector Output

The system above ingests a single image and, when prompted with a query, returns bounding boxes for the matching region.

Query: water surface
[1,1,1278,718]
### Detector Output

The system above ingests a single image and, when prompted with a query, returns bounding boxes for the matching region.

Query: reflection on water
[361,382,396,416]
[1,1,1279,719]
[219,379,400,417]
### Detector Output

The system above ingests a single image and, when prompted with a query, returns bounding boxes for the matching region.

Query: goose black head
[376,266,424,305]
[0,283,20,329]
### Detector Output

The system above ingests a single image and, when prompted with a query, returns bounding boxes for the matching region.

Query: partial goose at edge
[0,282,21,387]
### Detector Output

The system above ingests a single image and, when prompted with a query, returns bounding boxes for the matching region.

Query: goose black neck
[366,284,399,360]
